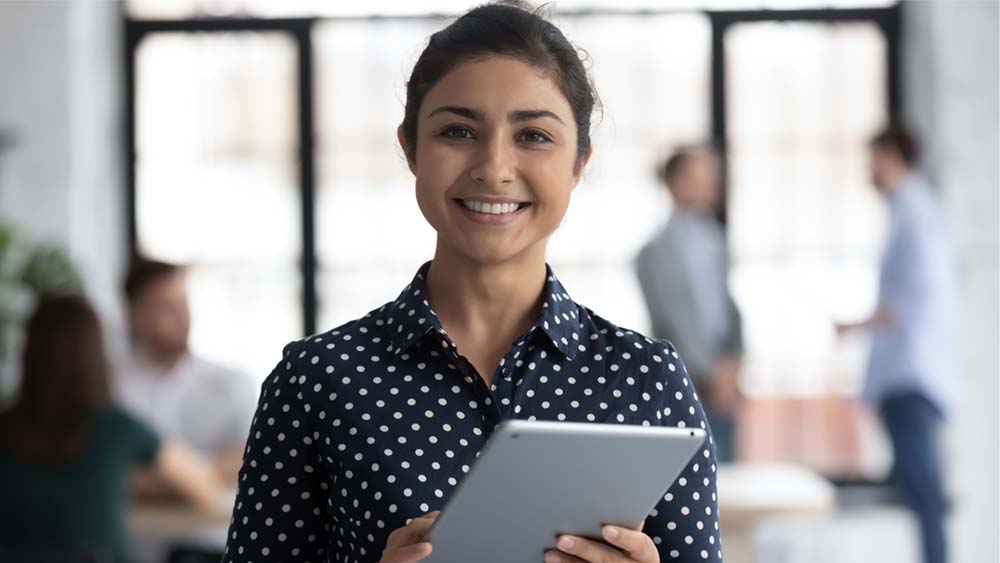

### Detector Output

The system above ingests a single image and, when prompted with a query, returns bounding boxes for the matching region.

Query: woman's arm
[222,342,333,563]
[642,342,723,561]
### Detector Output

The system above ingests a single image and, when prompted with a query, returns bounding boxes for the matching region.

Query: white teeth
[461,199,523,215]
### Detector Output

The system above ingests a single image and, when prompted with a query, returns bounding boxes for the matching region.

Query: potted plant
[0,219,82,407]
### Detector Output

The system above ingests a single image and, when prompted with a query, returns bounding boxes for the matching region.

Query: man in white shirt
[115,259,258,487]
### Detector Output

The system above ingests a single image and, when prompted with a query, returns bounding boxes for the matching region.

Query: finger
[386,513,441,548]
[382,541,433,563]
[405,511,441,525]
[601,526,658,563]
[398,516,440,544]
[544,549,589,563]
[553,534,630,563]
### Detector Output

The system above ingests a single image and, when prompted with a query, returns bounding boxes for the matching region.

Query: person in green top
[0,295,224,563]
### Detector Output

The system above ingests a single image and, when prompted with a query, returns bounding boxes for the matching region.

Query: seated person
[0,295,222,563]
[114,258,257,492]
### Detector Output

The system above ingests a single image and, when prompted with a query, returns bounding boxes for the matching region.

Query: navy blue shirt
[224,262,722,562]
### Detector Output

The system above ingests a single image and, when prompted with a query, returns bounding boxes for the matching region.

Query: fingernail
[546,552,562,563]
[558,536,574,549]
[604,526,619,539]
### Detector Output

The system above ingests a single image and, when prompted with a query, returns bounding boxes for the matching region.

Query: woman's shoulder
[94,404,157,438]
[579,307,696,402]
[579,305,684,367]
[272,300,397,385]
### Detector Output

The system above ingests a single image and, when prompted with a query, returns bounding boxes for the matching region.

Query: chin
[458,245,524,266]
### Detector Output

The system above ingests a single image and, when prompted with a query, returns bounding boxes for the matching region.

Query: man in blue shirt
[837,126,958,563]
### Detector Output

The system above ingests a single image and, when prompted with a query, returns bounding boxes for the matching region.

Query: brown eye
[440,126,475,140]
[519,130,551,144]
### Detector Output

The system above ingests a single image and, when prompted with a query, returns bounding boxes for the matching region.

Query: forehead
[421,56,573,121]
[137,272,187,300]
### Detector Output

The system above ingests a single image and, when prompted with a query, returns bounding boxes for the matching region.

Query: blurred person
[836,125,958,563]
[635,146,743,462]
[223,3,721,563]
[115,258,257,490]
[0,295,222,563]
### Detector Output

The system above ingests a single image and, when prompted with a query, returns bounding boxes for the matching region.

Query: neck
[136,345,185,372]
[676,202,714,218]
[883,166,912,193]
[426,239,548,343]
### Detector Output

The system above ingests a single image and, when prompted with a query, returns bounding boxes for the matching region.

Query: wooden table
[127,491,235,563]
[717,463,836,563]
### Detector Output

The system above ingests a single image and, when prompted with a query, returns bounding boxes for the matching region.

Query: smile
[456,199,532,215]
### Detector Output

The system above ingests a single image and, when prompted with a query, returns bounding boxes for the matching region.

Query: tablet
[422,419,706,563]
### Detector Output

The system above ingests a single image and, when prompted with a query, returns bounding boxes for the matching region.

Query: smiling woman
[223,3,721,563]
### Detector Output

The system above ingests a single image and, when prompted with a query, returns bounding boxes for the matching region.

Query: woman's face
[401,56,591,266]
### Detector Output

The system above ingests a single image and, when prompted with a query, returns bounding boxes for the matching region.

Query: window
[133,31,303,378]
[725,20,890,397]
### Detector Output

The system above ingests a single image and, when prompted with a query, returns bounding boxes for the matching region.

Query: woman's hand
[544,522,659,563]
[379,511,440,563]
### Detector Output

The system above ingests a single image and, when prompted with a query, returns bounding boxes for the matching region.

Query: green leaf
[18,247,82,297]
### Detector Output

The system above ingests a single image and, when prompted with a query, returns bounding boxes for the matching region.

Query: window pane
[725,21,888,397]
[314,18,442,329]
[136,32,301,380]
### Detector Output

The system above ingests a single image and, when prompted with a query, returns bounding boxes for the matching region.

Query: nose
[470,134,516,186]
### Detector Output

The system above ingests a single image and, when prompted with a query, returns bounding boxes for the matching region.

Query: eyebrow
[427,105,565,125]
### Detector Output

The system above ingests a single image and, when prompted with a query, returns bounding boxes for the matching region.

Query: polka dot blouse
[224,262,722,562]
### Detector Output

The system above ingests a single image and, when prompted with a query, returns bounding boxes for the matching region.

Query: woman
[224,3,721,562]
[0,296,222,563]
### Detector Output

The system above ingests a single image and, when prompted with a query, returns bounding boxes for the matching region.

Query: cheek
[413,145,464,211]
[527,160,576,216]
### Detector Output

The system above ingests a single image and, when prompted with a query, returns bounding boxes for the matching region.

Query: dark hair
[402,1,598,165]
[1,295,110,462]
[870,124,920,166]
[657,145,712,189]
[124,257,184,304]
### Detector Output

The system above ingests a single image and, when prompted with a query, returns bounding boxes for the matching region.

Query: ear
[570,144,594,191]
[397,125,417,175]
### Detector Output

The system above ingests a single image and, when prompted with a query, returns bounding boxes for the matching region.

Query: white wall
[0,0,127,370]
[902,2,999,563]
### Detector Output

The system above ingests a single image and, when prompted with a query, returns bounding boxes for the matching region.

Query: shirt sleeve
[223,343,333,562]
[110,406,161,466]
[642,342,723,561]
[635,245,714,381]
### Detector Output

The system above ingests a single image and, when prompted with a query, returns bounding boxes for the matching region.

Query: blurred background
[0,1,996,562]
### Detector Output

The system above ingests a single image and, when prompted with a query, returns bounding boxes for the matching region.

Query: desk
[717,463,836,563]
[127,491,234,563]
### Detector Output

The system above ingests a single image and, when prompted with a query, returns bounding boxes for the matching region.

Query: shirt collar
[385,262,444,357]
[386,262,582,360]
